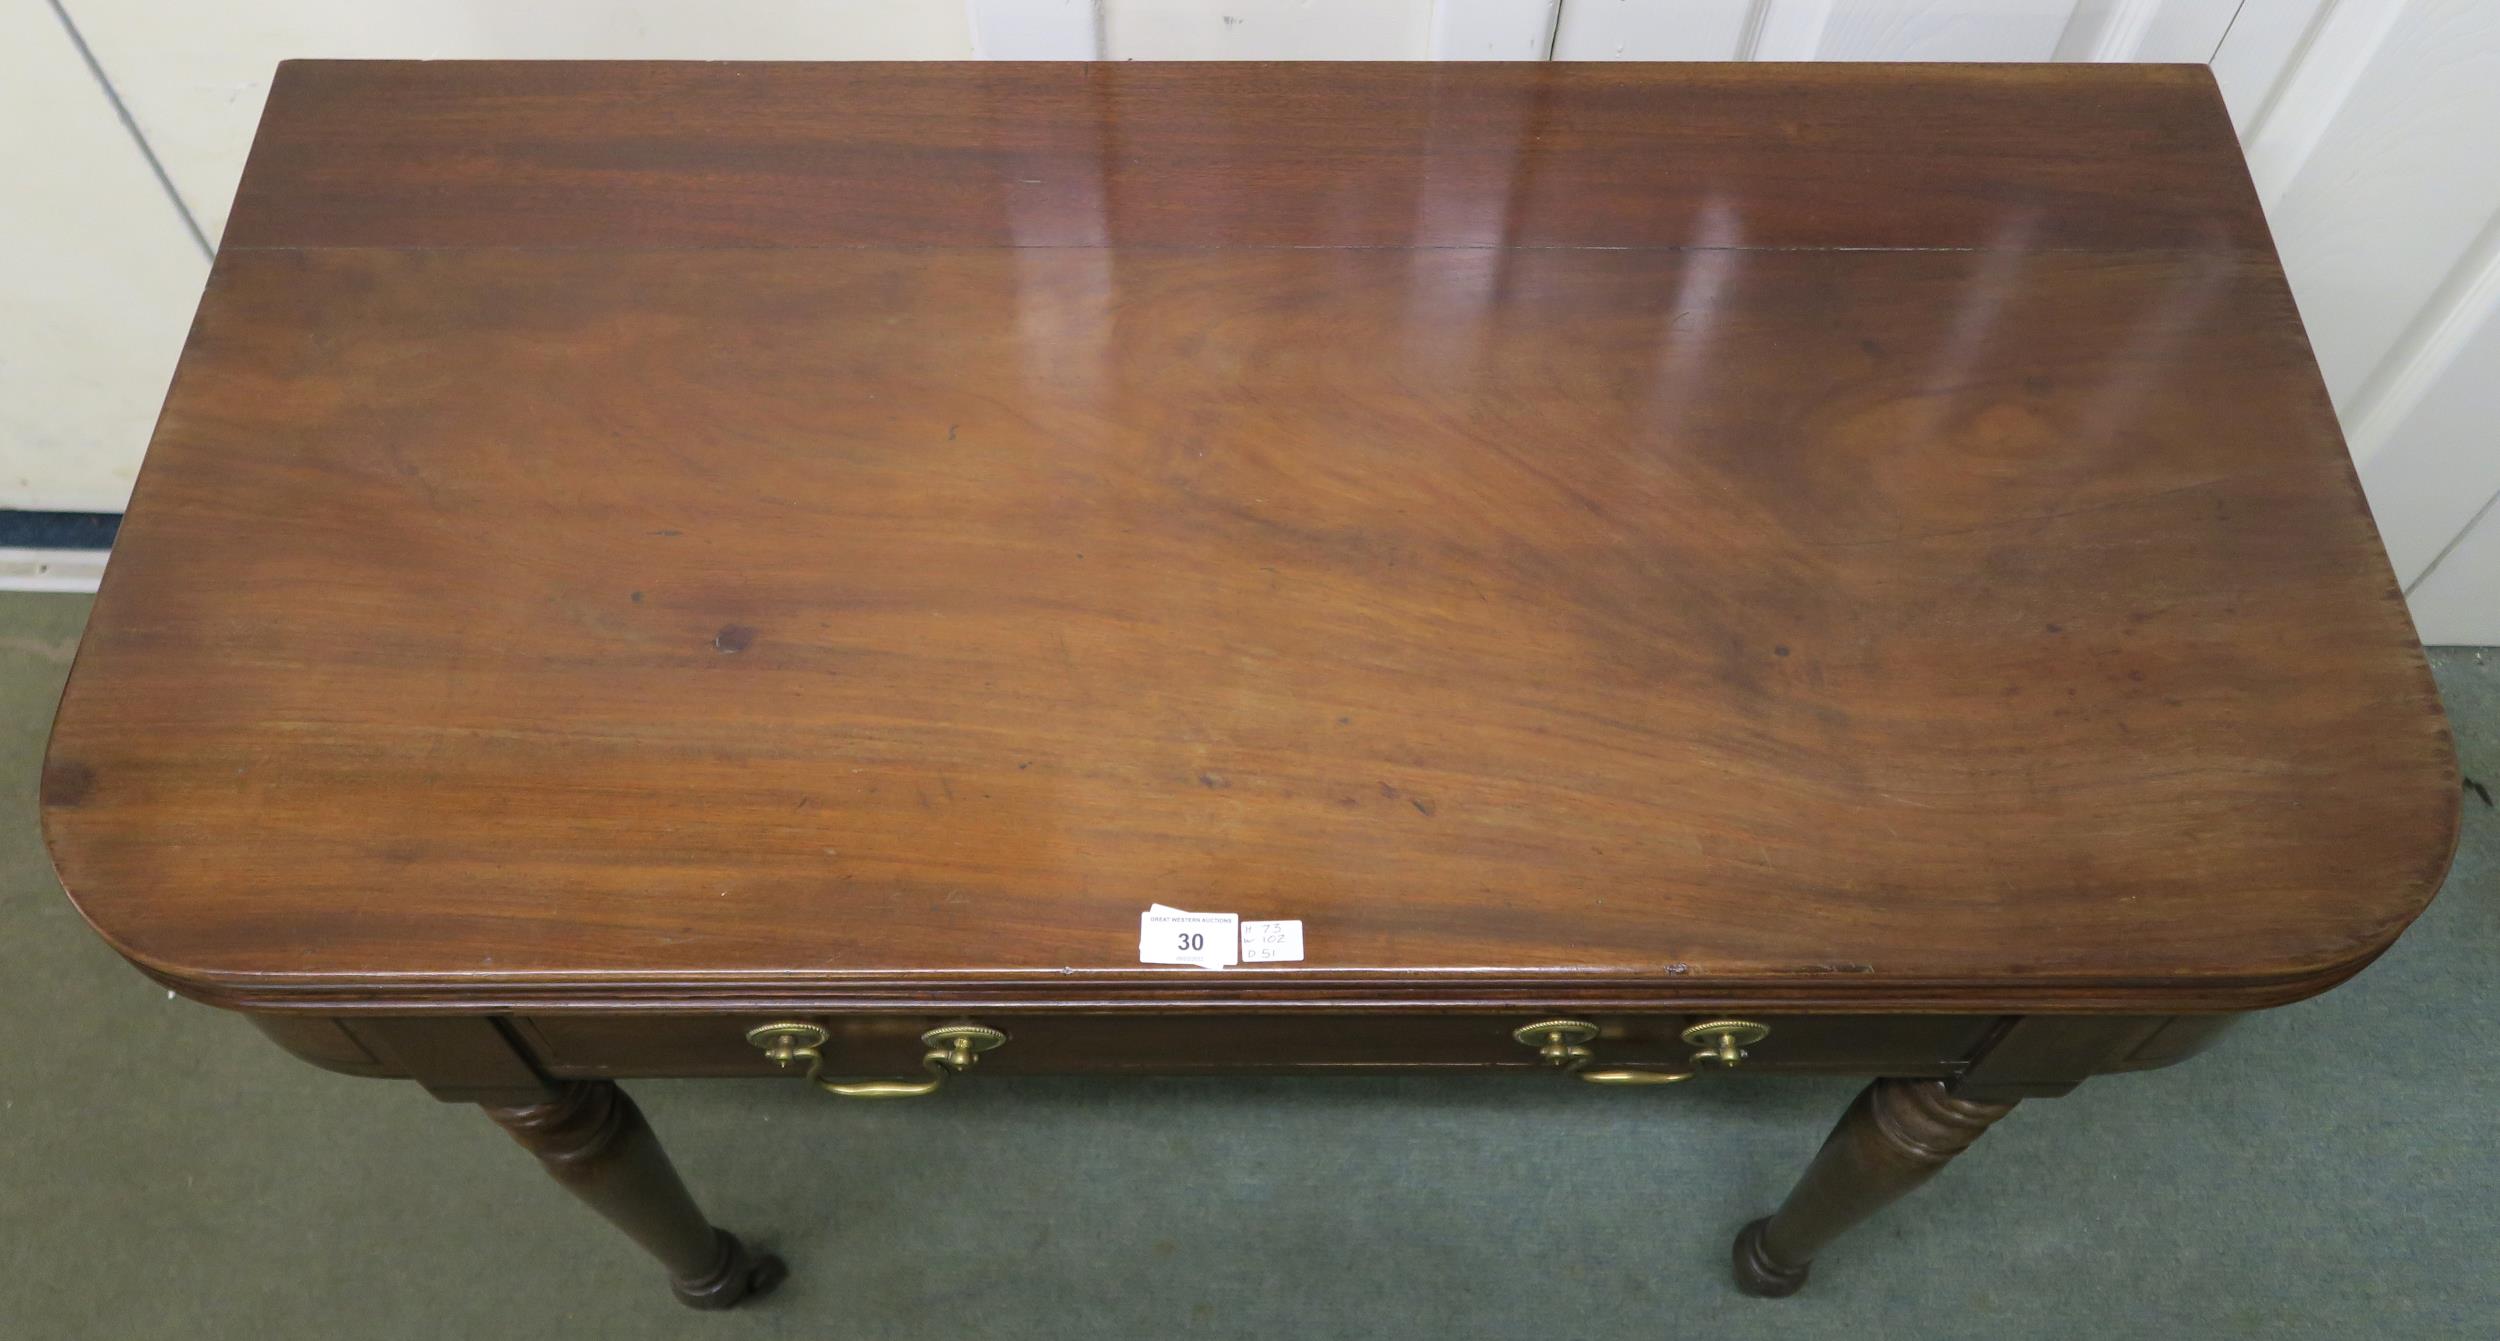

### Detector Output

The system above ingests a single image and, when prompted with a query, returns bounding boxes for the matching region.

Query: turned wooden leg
[485,1080,785,1309]
[1732,1078,2016,1298]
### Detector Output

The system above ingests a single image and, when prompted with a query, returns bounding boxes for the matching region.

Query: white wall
[5,0,2496,641]
[0,1,203,516]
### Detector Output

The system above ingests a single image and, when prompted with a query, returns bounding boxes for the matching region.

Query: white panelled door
[9,0,2498,640]
[2220,0,2500,643]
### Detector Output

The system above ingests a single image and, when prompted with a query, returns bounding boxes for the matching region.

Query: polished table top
[41,62,2458,1017]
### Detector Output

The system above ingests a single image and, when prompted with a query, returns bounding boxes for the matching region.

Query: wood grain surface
[222,61,2268,252]
[42,62,2457,1014]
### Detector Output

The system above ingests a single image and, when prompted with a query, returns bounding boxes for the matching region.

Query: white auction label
[1139,904,1237,968]
[1241,920,1304,963]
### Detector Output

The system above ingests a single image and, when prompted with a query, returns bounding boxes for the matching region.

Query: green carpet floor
[3,589,2493,1339]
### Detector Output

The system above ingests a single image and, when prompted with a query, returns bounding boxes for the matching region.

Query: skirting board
[0,547,108,593]
[0,511,116,592]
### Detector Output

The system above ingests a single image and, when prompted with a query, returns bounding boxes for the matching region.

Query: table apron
[253,1011,2240,1097]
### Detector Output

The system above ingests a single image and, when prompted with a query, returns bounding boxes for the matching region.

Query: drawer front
[515,1012,1999,1080]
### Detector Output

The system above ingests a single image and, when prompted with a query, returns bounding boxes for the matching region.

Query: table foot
[1734,1078,2015,1297]
[486,1080,784,1310]
[1731,1217,1811,1297]
[672,1229,788,1310]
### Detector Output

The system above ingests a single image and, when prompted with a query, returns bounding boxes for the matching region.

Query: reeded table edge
[109,945,2413,1018]
[57,769,2458,1018]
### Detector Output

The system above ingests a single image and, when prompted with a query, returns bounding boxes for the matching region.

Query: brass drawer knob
[1512,1018,1598,1069]
[746,1021,1007,1098]
[1512,1018,1694,1086]
[1682,1019,1771,1068]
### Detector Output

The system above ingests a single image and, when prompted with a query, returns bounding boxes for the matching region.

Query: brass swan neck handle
[746,1022,1007,1098]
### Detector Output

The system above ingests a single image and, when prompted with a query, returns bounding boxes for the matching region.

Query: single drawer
[514,1012,1999,1080]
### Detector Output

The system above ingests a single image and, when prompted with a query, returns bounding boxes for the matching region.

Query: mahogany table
[42,61,2460,1309]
